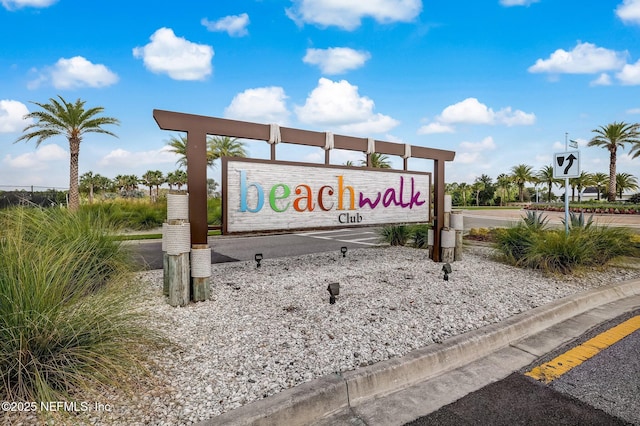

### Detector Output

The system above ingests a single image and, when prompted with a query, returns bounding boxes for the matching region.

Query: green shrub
[410,224,431,248]
[379,224,411,246]
[0,207,159,407]
[494,219,638,274]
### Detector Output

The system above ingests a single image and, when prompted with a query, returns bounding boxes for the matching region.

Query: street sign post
[553,151,580,179]
[554,148,580,235]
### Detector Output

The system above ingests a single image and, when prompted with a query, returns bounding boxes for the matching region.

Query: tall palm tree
[590,172,608,201]
[536,165,561,203]
[510,164,534,202]
[15,96,119,211]
[614,172,639,199]
[361,152,391,168]
[588,122,640,202]
[471,180,485,207]
[166,135,189,169]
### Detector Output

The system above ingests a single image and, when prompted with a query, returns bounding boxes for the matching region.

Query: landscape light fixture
[327,282,340,304]
[442,263,452,281]
[254,253,263,268]
[340,246,348,258]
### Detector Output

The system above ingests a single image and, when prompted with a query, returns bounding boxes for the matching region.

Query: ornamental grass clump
[495,217,638,274]
[378,224,412,246]
[0,207,159,406]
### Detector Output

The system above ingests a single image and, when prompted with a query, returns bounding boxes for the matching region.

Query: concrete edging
[200,278,640,426]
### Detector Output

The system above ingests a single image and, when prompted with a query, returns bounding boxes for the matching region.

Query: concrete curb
[200,278,640,426]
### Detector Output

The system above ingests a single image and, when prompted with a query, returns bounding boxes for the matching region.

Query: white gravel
[6,245,640,425]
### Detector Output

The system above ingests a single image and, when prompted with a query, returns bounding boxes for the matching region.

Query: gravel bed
[7,245,640,426]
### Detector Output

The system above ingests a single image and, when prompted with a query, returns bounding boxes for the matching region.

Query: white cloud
[286,0,422,30]
[201,13,250,37]
[133,28,214,81]
[590,73,612,86]
[616,59,640,85]
[499,0,539,6]
[303,47,371,74]
[438,98,535,126]
[1,0,56,10]
[528,42,627,74]
[295,78,399,135]
[28,56,119,90]
[99,146,179,168]
[454,152,480,164]
[627,107,640,114]
[0,100,31,133]
[460,136,496,151]
[224,86,290,124]
[417,122,455,134]
[616,0,640,25]
[4,144,67,169]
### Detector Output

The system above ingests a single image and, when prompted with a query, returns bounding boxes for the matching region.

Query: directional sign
[553,151,580,178]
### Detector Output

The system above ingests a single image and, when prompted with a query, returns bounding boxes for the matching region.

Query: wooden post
[451,210,464,262]
[168,252,190,307]
[191,244,211,302]
[454,230,463,261]
[163,252,169,296]
[441,228,456,263]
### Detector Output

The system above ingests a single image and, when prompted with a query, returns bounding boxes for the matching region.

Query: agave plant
[522,210,550,231]
[562,211,595,230]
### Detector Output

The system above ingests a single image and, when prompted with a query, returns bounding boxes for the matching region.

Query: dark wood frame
[153,109,455,261]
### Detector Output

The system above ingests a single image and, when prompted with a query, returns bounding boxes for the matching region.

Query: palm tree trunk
[608,149,617,202]
[69,138,80,211]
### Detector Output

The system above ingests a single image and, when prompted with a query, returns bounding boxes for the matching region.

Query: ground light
[327,282,340,304]
[442,263,452,281]
[254,253,263,268]
[341,246,347,258]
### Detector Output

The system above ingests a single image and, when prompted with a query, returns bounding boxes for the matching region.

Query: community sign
[222,158,431,233]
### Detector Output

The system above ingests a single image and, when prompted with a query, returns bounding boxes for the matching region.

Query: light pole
[564,133,569,235]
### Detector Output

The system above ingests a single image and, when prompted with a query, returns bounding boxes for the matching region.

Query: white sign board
[223,158,431,233]
[553,151,580,179]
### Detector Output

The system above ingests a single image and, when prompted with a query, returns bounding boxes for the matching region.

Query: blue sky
[2,0,640,192]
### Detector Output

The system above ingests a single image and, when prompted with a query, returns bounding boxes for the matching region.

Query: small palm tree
[15,96,119,211]
[588,122,640,202]
[615,172,639,199]
[141,170,164,201]
[496,174,512,206]
[361,152,391,168]
[510,164,534,202]
[590,172,608,201]
[458,182,469,207]
[79,171,109,204]
[536,165,561,203]
[471,180,485,207]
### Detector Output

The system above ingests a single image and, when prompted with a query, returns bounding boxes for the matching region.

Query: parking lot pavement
[296,227,383,246]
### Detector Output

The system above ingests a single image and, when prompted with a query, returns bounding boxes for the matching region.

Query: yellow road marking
[525,315,640,384]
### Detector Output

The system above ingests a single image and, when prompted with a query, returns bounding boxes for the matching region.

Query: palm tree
[166,135,189,168]
[571,171,593,202]
[15,96,119,211]
[141,170,164,201]
[79,171,109,204]
[457,182,469,207]
[361,152,391,168]
[536,165,561,203]
[496,174,512,206]
[614,172,639,199]
[471,180,485,207]
[588,122,640,202]
[510,164,534,202]
[208,135,248,162]
[590,172,608,201]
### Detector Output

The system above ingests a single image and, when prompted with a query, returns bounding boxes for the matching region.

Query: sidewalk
[200,278,640,426]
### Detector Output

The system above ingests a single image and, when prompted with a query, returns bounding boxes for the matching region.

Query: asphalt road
[405,310,640,426]
[129,227,382,270]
